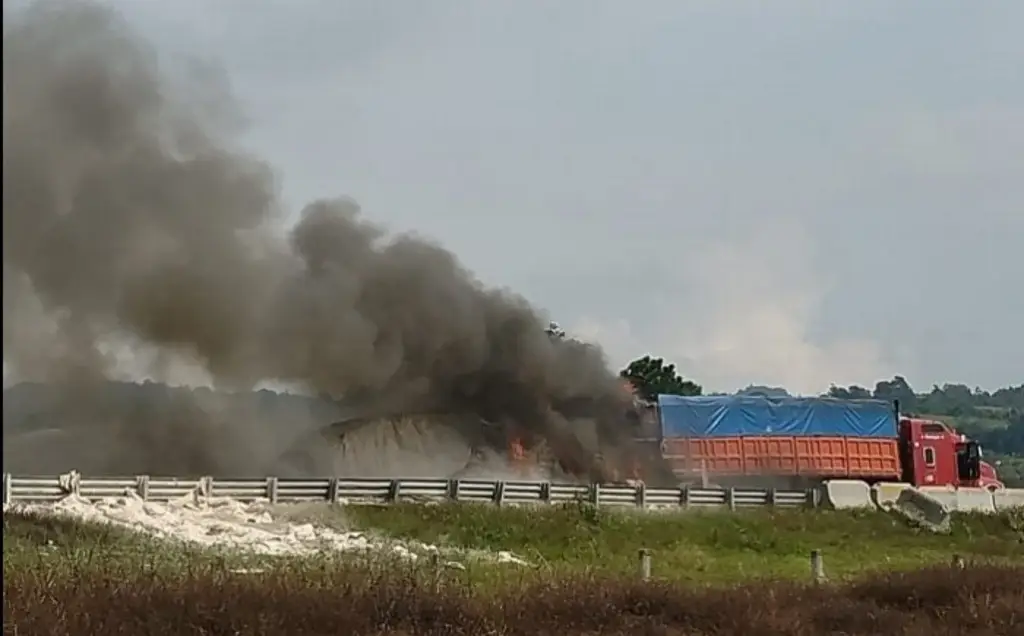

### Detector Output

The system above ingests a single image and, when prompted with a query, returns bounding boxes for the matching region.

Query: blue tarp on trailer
[656,395,898,439]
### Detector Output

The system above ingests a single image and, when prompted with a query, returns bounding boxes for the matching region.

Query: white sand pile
[4,491,530,566]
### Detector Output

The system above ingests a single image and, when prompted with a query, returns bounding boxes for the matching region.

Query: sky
[21,0,1024,395]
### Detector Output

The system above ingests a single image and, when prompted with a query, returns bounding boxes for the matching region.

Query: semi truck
[638,394,1004,491]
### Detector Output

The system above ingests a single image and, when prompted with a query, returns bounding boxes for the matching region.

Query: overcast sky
[89,0,1022,394]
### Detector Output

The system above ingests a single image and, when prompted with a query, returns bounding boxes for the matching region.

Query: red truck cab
[898,417,1004,491]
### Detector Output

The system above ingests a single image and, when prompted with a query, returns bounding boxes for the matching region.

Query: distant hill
[2,381,347,476]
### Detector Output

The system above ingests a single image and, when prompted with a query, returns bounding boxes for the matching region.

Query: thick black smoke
[2,0,641,478]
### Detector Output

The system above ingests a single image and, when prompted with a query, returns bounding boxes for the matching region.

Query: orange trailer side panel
[743,436,798,474]
[795,437,851,476]
[663,437,745,474]
[844,437,902,478]
[661,435,901,480]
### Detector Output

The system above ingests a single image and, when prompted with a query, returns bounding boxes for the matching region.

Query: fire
[509,437,525,462]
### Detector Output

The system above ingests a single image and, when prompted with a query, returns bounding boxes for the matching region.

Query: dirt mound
[275,413,518,479]
[274,411,679,485]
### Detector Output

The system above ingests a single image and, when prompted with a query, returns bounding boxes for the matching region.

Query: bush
[5,558,1023,635]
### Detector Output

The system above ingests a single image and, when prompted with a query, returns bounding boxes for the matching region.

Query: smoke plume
[3,1,639,478]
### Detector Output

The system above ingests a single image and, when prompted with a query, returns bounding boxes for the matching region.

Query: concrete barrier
[955,487,997,513]
[891,488,951,533]
[823,479,873,510]
[871,482,913,510]
[993,488,1024,511]
[917,486,959,511]
[919,486,997,514]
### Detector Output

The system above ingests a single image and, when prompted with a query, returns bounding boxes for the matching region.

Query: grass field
[5,502,1024,635]
[335,501,1024,583]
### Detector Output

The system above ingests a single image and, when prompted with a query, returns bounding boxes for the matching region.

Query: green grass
[5,502,1023,589]
[2,512,237,575]
[328,502,1024,584]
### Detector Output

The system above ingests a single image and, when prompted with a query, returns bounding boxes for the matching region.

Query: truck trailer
[647,394,1004,491]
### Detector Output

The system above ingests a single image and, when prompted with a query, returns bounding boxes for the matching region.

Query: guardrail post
[635,481,646,508]
[266,476,279,504]
[807,486,821,508]
[727,487,736,511]
[201,476,213,501]
[810,550,826,583]
[768,488,778,507]
[327,477,340,503]
[638,548,652,581]
[493,481,506,506]
[540,481,551,504]
[388,479,402,503]
[680,486,690,509]
[136,475,150,501]
[2,473,11,506]
[590,483,600,507]
[57,471,81,496]
[447,479,460,501]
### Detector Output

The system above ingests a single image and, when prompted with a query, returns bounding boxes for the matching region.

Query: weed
[5,506,1023,635]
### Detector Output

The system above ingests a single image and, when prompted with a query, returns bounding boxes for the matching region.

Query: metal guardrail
[1,473,815,510]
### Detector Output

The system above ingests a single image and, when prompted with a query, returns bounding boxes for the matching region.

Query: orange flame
[509,437,525,462]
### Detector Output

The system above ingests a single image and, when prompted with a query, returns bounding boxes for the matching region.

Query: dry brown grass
[5,506,1023,635]
[5,560,1023,635]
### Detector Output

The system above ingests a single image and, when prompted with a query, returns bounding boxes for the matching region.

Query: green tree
[739,385,791,398]
[620,355,702,402]
[826,384,872,400]
[872,375,917,411]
